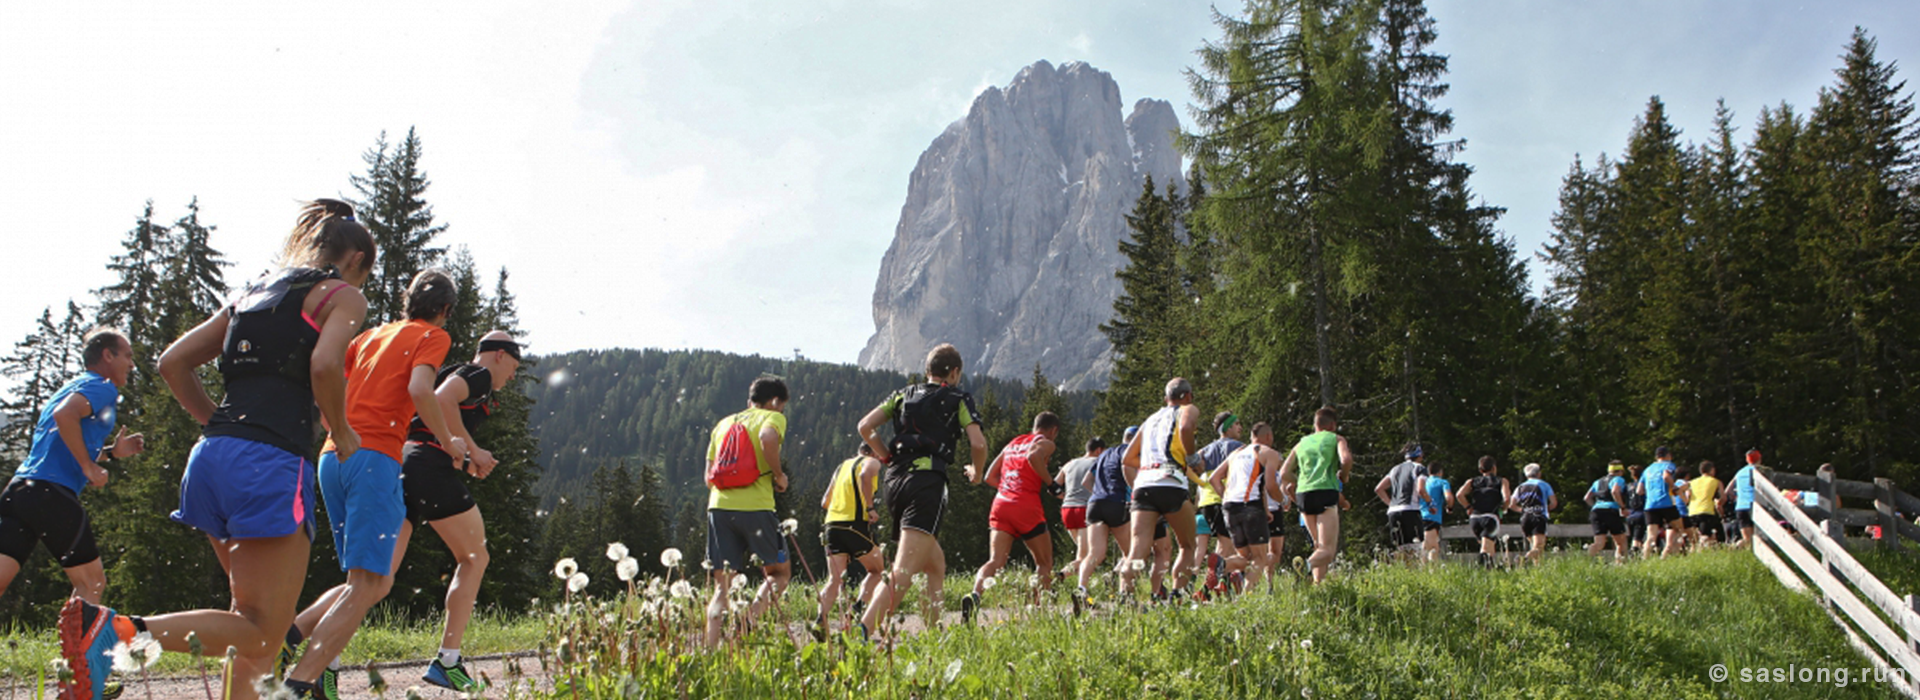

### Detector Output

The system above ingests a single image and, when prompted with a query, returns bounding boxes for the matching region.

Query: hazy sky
[3,1,1915,367]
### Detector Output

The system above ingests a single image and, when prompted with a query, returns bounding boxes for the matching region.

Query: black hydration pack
[1513,481,1548,516]
[218,267,340,384]
[887,383,966,475]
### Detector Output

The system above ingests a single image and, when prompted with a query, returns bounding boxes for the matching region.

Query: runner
[1584,461,1630,561]
[1,330,142,606]
[1074,427,1135,610]
[282,269,462,699]
[961,412,1061,621]
[1640,447,1684,558]
[1055,437,1103,583]
[59,200,375,700]
[1278,407,1352,584]
[1724,450,1762,549]
[816,443,883,637]
[1456,456,1510,567]
[1420,462,1452,563]
[1625,464,1647,550]
[1672,465,1694,554]
[1374,443,1428,565]
[701,377,792,648]
[1509,463,1557,564]
[1119,379,1204,601]
[392,330,519,692]
[1191,412,1244,596]
[1208,422,1283,590]
[1688,461,1724,549]
[858,344,987,639]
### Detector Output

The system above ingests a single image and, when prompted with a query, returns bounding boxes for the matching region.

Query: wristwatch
[98,445,115,462]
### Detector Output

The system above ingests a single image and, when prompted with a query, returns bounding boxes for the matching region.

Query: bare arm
[1208,453,1229,496]
[1030,439,1056,482]
[1122,438,1143,487]
[1262,450,1286,505]
[1336,436,1354,484]
[819,468,837,510]
[1176,405,1201,479]
[158,311,229,425]
[964,423,987,478]
[858,405,892,463]
[760,423,786,493]
[312,292,367,459]
[1416,475,1430,506]
[860,458,882,522]
[1374,475,1393,506]
[976,445,1005,486]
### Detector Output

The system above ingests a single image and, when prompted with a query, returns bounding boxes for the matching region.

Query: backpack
[1590,478,1616,507]
[1470,475,1504,514]
[705,413,763,490]
[1514,481,1547,516]
[887,384,965,473]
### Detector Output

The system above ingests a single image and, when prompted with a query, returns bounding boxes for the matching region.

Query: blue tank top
[1422,477,1451,523]
[1590,476,1626,510]
[1733,466,1757,510]
[1090,441,1131,503]
[1642,461,1676,509]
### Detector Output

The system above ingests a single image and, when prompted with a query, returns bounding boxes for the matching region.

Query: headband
[1217,413,1239,433]
[479,339,522,360]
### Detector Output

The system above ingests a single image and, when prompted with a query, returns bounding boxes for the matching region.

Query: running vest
[1468,474,1504,514]
[1134,406,1189,489]
[1222,444,1268,504]
[886,383,970,474]
[1513,479,1550,516]
[1590,476,1625,510]
[824,456,868,523]
[406,363,495,448]
[204,267,342,458]
[1293,431,1341,492]
[995,433,1046,506]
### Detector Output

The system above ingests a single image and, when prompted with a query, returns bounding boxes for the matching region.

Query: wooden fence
[1750,468,1920,698]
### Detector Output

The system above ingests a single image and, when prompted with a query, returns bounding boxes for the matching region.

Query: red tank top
[995,433,1045,510]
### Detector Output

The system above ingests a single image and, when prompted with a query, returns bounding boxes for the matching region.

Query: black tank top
[405,363,494,446]
[1469,474,1505,515]
[203,267,339,459]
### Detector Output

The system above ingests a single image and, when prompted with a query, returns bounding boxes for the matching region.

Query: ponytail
[281,199,375,274]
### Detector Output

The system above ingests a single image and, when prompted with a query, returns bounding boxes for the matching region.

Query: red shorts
[989,500,1046,539]
[1061,506,1088,530]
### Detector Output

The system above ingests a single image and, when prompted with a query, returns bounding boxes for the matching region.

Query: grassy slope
[611,551,1897,698]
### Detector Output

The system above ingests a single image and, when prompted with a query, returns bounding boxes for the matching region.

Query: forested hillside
[523,348,1098,575]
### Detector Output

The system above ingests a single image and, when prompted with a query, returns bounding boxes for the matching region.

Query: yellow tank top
[824,457,868,523]
[1689,475,1722,516]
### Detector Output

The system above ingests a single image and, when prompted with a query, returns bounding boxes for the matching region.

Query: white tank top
[1134,406,1188,490]
[1222,444,1266,504]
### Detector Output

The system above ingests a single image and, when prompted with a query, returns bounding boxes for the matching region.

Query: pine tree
[352,128,449,324]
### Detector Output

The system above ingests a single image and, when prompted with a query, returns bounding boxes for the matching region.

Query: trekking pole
[789,532,819,585]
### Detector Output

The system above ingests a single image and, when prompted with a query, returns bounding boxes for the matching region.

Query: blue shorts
[172,436,317,541]
[317,449,405,576]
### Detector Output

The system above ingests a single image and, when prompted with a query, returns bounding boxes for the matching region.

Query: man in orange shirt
[283,270,464,700]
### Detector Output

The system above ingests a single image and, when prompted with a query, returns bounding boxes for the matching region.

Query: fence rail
[1750,469,1920,698]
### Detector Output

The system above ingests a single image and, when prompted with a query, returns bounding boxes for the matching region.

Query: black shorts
[1131,486,1189,515]
[1388,510,1425,547]
[1690,513,1723,539]
[1469,513,1501,540]
[1645,506,1681,527]
[1591,508,1626,536]
[0,479,99,568]
[1731,508,1754,531]
[1199,503,1226,538]
[1014,521,1049,541]
[401,444,478,526]
[824,520,876,558]
[1155,520,1169,540]
[885,471,948,537]
[1268,509,1289,537]
[1087,499,1129,529]
[1521,513,1549,537]
[1298,489,1339,516]
[1422,519,1441,532]
[1224,502,1270,549]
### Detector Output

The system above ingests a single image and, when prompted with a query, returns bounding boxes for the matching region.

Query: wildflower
[1301,638,1313,650]
[646,579,666,598]
[568,572,590,593]
[670,580,694,599]
[780,518,799,536]
[660,547,684,568]
[618,557,641,582]
[554,558,579,580]
[109,636,161,673]
[606,542,630,562]
[50,658,74,684]
[982,576,998,590]
[732,573,749,591]
[944,659,964,684]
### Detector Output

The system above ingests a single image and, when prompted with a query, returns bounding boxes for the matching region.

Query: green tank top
[1293,430,1341,493]
[824,457,867,523]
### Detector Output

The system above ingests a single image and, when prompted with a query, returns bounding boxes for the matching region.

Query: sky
[3,1,1916,368]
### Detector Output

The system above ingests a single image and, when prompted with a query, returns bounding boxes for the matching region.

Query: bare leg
[141,533,311,700]
[818,555,849,625]
[287,524,409,683]
[60,560,106,604]
[1305,508,1340,583]
[427,508,489,652]
[1023,532,1055,595]
[1118,511,1156,597]
[704,568,735,648]
[1165,503,1199,592]
[860,528,943,636]
[855,551,885,608]
[0,554,18,600]
[971,530,1016,596]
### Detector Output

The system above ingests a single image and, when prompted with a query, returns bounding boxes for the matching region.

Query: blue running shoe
[57,598,131,700]
[424,658,483,693]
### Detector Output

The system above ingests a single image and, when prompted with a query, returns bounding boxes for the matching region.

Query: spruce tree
[352,128,449,324]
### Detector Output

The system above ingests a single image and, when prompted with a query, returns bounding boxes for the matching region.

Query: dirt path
[12,652,552,700]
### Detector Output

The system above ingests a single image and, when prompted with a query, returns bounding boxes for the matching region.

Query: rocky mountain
[858,60,1184,390]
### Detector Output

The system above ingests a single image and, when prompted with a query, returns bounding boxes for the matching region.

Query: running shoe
[850,599,866,619]
[283,680,320,699]
[1203,553,1221,591]
[424,659,484,693]
[959,592,979,625]
[318,667,342,700]
[1071,586,1088,617]
[274,625,304,681]
[57,597,135,700]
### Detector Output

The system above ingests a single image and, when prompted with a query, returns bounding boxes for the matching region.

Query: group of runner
[2,200,516,700]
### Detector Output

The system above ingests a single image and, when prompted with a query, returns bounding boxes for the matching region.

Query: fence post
[1878,478,1900,550]
[1820,468,1844,541]
[1910,595,1920,657]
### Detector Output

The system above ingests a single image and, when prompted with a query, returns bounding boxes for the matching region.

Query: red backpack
[706,413,764,490]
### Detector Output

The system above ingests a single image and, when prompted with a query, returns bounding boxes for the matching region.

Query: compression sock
[438,648,460,666]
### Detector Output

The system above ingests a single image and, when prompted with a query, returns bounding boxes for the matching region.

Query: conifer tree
[352,128,448,324]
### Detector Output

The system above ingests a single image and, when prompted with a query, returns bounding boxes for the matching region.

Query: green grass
[1853,545,1920,599]
[546,551,1901,698]
[0,607,543,680]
